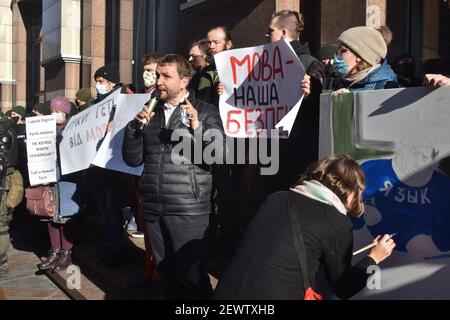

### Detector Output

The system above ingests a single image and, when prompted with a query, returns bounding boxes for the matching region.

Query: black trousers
[145,215,213,300]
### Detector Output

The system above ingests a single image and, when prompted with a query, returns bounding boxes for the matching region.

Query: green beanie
[33,103,51,116]
[76,88,93,103]
[11,106,26,118]
[317,45,338,61]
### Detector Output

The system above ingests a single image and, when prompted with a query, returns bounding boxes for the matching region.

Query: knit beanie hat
[94,64,120,84]
[317,45,338,61]
[338,26,387,66]
[11,106,26,118]
[76,88,92,103]
[33,103,51,116]
[50,96,71,115]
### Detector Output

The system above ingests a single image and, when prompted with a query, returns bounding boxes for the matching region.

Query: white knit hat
[338,26,387,66]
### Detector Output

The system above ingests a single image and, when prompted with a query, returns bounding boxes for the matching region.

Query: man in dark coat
[122,54,225,299]
[266,10,325,191]
[88,64,131,268]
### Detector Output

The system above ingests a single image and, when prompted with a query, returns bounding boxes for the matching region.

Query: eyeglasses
[337,46,351,57]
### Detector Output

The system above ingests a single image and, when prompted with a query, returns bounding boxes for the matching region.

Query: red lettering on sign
[230,47,286,85]
[230,55,251,85]
[226,110,242,134]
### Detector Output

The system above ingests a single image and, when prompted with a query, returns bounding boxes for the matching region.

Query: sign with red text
[59,90,149,175]
[215,40,305,138]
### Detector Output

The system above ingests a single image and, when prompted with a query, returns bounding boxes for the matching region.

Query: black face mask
[11,116,20,124]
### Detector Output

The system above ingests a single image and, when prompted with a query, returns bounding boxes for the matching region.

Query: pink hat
[50,96,71,114]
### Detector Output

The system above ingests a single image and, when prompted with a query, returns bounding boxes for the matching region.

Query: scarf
[344,64,380,88]
[290,180,348,215]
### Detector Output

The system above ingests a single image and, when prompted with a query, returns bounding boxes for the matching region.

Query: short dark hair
[190,39,214,64]
[296,154,366,217]
[142,53,164,66]
[272,10,304,38]
[190,39,209,55]
[158,54,193,79]
[209,26,232,42]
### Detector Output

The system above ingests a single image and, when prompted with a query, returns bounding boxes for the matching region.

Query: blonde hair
[296,155,366,217]
[355,59,372,72]
[272,10,305,38]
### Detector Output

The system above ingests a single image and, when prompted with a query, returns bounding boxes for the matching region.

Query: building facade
[1,0,448,111]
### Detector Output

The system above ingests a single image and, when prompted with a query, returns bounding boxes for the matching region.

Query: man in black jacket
[88,64,130,268]
[266,10,325,190]
[122,54,224,299]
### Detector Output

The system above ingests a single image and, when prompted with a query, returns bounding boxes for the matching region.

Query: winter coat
[214,191,376,300]
[122,96,225,221]
[339,60,399,92]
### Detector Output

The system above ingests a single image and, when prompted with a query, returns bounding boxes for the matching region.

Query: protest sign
[25,115,57,186]
[215,39,305,138]
[91,93,149,175]
[60,90,149,175]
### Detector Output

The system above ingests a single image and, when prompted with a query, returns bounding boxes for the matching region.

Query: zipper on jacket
[190,165,199,200]
[158,144,164,214]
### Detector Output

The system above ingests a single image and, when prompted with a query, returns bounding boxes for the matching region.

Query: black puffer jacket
[122,97,224,221]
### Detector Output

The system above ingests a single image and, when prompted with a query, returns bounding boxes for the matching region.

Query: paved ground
[0,209,219,300]
[0,216,69,300]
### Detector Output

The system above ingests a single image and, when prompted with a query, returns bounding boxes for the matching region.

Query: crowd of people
[0,5,449,299]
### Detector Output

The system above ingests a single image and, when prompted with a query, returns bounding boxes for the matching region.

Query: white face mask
[143,70,157,88]
[53,112,66,124]
[96,84,109,95]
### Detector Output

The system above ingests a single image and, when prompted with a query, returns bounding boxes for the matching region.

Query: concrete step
[45,212,219,300]
[58,213,164,300]
[44,265,125,300]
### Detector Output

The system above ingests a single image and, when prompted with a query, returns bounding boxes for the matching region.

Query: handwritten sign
[215,40,305,138]
[91,93,149,175]
[25,115,57,186]
[59,90,120,175]
[60,90,149,175]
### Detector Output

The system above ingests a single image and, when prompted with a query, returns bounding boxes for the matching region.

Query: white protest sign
[28,160,58,186]
[319,86,450,299]
[26,140,57,163]
[215,39,305,138]
[25,115,57,186]
[91,93,149,175]
[59,90,120,175]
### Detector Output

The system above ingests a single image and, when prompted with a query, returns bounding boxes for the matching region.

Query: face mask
[53,112,66,124]
[332,55,351,76]
[143,71,157,88]
[11,116,20,124]
[96,84,109,95]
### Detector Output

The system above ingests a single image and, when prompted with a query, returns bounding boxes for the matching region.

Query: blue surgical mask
[96,84,109,95]
[332,55,351,76]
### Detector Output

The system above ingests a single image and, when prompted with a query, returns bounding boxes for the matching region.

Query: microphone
[139,89,161,132]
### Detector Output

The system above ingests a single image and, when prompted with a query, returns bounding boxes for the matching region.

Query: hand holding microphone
[136,89,161,132]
